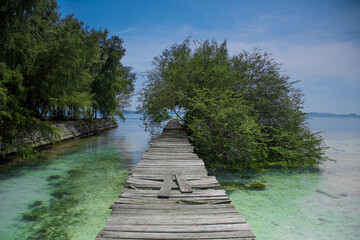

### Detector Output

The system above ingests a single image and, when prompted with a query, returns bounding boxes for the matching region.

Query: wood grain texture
[175,172,193,193]
[158,172,174,198]
[95,119,256,240]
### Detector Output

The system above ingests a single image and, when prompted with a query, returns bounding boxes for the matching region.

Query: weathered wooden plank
[125,179,219,189]
[110,203,237,210]
[157,172,173,198]
[150,142,194,149]
[96,119,256,240]
[149,142,192,146]
[131,165,207,174]
[110,208,239,215]
[143,152,198,156]
[127,175,218,181]
[130,173,208,179]
[147,147,193,150]
[132,165,206,171]
[130,167,208,176]
[109,213,238,220]
[123,188,225,193]
[97,238,255,240]
[151,139,190,143]
[175,172,193,193]
[105,216,246,225]
[121,189,226,197]
[131,168,208,177]
[103,223,252,233]
[163,121,184,130]
[118,196,231,202]
[97,230,255,239]
[140,158,201,162]
[158,134,189,138]
[137,161,204,166]
[150,142,192,146]
[142,155,200,160]
[142,153,199,157]
[109,210,241,216]
[113,198,232,205]
[146,148,194,153]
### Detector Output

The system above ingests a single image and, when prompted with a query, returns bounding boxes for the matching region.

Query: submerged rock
[245,182,266,190]
[22,212,41,221]
[29,200,43,208]
[47,175,61,181]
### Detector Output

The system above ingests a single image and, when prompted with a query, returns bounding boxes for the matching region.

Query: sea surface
[0,112,359,239]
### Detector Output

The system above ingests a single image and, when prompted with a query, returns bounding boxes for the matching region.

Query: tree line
[138,38,330,170]
[1,0,329,169]
[0,0,135,153]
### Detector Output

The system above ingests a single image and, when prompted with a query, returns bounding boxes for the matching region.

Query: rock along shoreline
[5,119,118,157]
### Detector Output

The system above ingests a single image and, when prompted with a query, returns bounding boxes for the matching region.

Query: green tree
[25,13,100,120]
[0,0,135,155]
[0,0,59,150]
[138,38,328,170]
[185,88,267,170]
[91,34,135,120]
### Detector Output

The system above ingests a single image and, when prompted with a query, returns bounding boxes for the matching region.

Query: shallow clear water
[0,113,150,239]
[0,113,359,240]
[216,116,360,240]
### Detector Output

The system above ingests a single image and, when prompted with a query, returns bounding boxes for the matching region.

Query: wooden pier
[96,119,256,240]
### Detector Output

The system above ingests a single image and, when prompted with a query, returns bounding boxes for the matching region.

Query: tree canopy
[138,38,329,170]
[0,0,135,154]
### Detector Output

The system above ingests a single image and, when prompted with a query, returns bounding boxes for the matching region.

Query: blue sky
[58,0,360,114]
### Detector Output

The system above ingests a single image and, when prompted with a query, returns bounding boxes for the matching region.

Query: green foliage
[16,144,38,160]
[92,34,135,120]
[185,88,267,170]
[0,0,135,155]
[138,38,329,170]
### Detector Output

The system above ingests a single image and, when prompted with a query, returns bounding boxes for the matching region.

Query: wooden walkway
[96,119,256,240]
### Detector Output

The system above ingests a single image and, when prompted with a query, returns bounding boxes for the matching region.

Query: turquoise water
[0,113,359,239]
[0,113,151,239]
[217,116,360,240]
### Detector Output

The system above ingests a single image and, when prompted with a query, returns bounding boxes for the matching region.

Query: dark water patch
[220,181,246,193]
[51,190,71,199]
[22,212,41,222]
[316,189,339,199]
[29,201,43,208]
[47,175,61,181]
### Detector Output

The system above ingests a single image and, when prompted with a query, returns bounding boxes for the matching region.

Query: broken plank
[157,172,173,198]
[175,172,193,193]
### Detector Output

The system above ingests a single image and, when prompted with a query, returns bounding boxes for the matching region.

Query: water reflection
[1,114,359,240]
[0,113,151,240]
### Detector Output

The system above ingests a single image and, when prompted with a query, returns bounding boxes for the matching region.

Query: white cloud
[111,26,137,34]
[273,41,360,85]
[118,24,360,113]
[227,40,360,87]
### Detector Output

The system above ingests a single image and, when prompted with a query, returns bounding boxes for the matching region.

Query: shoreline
[2,119,118,159]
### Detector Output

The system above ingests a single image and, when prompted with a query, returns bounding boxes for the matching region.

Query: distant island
[307,112,360,118]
